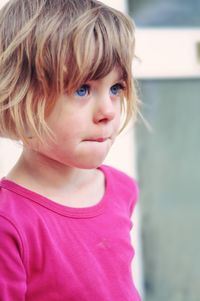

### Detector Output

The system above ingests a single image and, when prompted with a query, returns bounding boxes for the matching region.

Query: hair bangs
[63,6,134,93]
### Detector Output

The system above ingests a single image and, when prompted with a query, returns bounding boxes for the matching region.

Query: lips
[83,137,110,143]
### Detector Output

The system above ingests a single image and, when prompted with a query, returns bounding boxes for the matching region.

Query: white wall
[0,0,22,171]
[0,0,9,8]
[134,28,200,79]
[0,139,21,177]
[0,0,22,176]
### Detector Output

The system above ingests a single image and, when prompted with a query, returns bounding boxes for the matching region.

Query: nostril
[93,96,118,124]
[94,110,115,124]
[98,117,110,124]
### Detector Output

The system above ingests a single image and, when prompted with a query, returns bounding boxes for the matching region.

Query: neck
[7,148,97,193]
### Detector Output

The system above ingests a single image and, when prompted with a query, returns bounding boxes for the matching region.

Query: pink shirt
[0,165,140,301]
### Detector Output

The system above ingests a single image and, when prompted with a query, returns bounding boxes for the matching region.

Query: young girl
[0,0,140,300]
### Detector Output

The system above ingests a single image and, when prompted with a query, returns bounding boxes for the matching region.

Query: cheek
[48,115,77,140]
[114,103,122,127]
[114,113,121,129]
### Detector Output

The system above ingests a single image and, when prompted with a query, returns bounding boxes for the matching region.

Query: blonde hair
[0,0,138,143]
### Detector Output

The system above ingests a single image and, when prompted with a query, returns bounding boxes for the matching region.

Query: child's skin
[7,67,124,207]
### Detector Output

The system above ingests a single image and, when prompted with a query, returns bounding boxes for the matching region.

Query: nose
[93,93,117,124]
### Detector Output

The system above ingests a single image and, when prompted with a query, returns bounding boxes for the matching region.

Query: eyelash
[110,83,125,96]
[75,84,90,97]
[75,83,125,97]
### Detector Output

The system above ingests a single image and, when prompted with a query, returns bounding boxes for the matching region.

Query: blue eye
[110,83,124,96]
[75,84,90,97]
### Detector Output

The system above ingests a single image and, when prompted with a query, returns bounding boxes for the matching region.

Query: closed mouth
[83,137,110,143]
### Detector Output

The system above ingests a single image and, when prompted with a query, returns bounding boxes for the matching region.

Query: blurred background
[1,0,200,300]
[129,0,200,301]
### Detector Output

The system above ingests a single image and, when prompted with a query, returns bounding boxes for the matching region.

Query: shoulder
[0,179,40,262]
[0,180,25,233]
[0,193,25,262]
[100,164,139,201]
[0,178,26,215]
[0,179,37,233]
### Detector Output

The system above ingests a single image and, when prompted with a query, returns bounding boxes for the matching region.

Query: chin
[78,162,104,170]
[75,157,107,170]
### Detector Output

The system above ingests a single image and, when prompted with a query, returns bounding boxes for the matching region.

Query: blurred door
[129,1,200,300]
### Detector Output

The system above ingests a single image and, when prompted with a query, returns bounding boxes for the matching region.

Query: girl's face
[29,67,124,169]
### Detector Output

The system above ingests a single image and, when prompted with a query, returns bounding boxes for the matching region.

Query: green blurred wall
[135,79,200,301]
